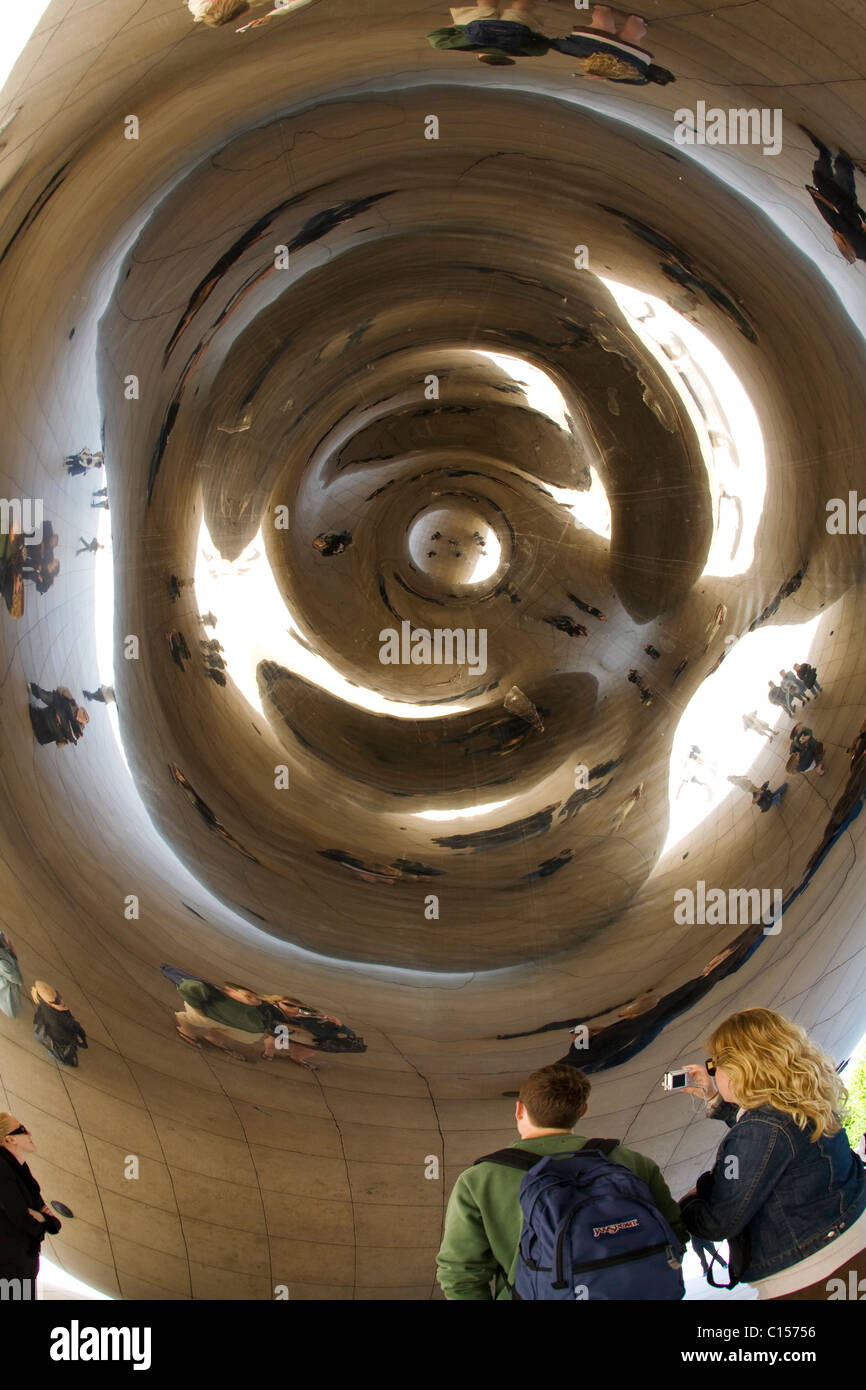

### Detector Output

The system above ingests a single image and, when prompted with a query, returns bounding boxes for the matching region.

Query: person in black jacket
[794,662,823,695]
[28,684,89,748]
[0,1113,62,1291]
[31,982,88,1067]
[752,780,788,812]
[802,128,866,264]
[788,724,826,776]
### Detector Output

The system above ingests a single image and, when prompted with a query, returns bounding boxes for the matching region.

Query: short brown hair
[518,1065,590,1128]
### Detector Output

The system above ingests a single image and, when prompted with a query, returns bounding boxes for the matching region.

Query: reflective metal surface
[1,0,865,1299]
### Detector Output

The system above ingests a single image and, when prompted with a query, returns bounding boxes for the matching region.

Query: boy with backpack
[436,1065,688,1299]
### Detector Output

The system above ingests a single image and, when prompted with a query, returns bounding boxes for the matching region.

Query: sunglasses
[705,1059,717,1077]
[8,1125,29,1137]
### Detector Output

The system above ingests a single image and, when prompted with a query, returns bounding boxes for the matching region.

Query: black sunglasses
[705,1059,717,1077]
[8,1125,29,1137]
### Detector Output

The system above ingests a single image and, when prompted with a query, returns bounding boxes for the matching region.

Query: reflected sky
[0,0,52,98]
[662,612,825,856]
[193,517,480,720]
[92,475,128,771]
[603,278,766,579]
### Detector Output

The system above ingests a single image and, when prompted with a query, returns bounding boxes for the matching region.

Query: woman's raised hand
[681,1063,716,1099]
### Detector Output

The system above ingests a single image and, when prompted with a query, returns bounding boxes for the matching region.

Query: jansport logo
[50,1320,152,1371]
[593,1218,640,1238]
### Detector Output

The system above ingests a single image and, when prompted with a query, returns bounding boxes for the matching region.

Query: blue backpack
[464,20,535,52]
[474,1139,685,1300]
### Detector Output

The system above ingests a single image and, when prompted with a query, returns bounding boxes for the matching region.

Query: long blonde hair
[202,0,250,24]
[581,54,640,79]
[710,1008,847,1140]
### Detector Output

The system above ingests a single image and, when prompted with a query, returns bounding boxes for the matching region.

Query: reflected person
[28,684,89,748]
[428,2,549,64]
[802,128,866,264]
[0,932,23,1018]
[31,983,88,1067]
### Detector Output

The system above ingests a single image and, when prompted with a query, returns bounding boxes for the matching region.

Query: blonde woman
[186,0,314,28]
[676,1008,866,1299]
[186,0,251,25]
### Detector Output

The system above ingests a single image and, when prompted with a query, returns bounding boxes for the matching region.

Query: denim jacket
[679,1096,866,1282]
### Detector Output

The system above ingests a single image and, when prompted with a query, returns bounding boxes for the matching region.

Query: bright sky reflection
[662,613,824,857]
[92,486,130,772]
[39,1257,114,1301]
[467,531,501,583]
[192,519,477,720]
[602,278,766,579]
[413,799,511,822]
[0,0,52,99]
[478,351,571,431]
[477,350,613,537]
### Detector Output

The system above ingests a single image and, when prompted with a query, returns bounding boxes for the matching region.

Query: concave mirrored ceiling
[1,0,866,1301]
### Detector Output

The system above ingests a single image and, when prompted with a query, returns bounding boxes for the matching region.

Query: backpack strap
[583,1137,619,1156]
[474,1139,620,1169]
[473,1148,539,1171]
